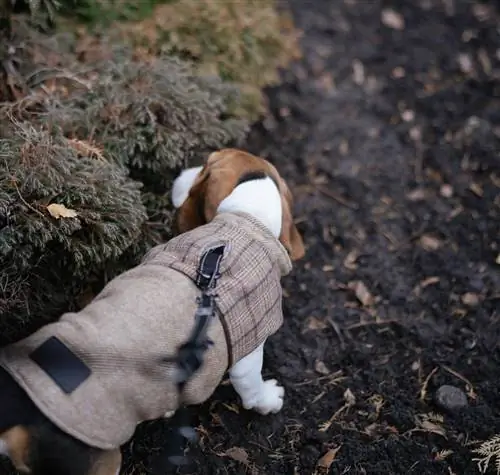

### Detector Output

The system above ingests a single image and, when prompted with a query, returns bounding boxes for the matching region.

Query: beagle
[0,149,304,475]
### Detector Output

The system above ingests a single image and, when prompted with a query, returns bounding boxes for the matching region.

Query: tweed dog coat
[0,212,292,450]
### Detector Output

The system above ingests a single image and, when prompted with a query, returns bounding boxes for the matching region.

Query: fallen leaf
[316,446,341,470]
[47,203,78,219]
[420,276,440,288]
[304,316,328,332]
[392,66,406,78]
[469,182,484,197]
[418,234,442,251]
[343,250,359,270]
[414,413,446,437]
[406,188,428,201]
[352,59,365,85]
[381,9,405,30]
[349,281,375,306]
[223,447,249,464]
[314,360,330,375]
[458,53,474,74]
[461,292,480,307]
[344,388,356,405]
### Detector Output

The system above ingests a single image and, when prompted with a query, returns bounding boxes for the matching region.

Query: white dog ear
[171,166,204,209]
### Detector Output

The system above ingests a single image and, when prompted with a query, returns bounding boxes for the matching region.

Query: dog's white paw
[242,379,285,415]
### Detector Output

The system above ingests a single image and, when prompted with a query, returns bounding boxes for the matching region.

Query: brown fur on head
[176,148,305,261]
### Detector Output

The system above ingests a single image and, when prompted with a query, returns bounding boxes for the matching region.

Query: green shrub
[0,25,248,342]
[58,0,301,120]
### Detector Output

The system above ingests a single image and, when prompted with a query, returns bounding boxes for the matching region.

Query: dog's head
[0,368,121,475]
[172,148,305,261]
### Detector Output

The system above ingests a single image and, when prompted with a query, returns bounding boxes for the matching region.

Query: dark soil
[123,1,500,474]
[119,1,500,474]
[3,1,498,474]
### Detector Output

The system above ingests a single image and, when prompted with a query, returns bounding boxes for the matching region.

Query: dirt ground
[121,1,500,474]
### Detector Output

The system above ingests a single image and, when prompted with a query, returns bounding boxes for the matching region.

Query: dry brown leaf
[420,276,440,288]
[314,360,330,375]
[223,447,249,464]
[343,251,359,270]
[352,59,365,85]
[344,388,356,405]
[316,446,341,470]
[418,234,442,251]
[304,316,328,332]
[461,292,480,307]
[469,182,484,197]
[381,9,405,30]
[406,188,428,201]
[414,413,446,437]
[47,203,78,219]
[349,281,375,306]
[67,138,106,160]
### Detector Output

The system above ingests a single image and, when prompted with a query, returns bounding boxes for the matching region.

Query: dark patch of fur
[0,366,98,475]
[236,170,280,189]
[0,367,40,432]
[28,419,100,475]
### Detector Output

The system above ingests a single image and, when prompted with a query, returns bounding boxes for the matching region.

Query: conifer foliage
[0,8,250,343]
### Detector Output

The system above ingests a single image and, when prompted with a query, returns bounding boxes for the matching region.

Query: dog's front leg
[229,342,284,415]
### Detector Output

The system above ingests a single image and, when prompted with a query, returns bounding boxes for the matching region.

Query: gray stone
[435,385,468,412]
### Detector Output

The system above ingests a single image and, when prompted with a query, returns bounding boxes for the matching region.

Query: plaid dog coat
[0,212,292,449]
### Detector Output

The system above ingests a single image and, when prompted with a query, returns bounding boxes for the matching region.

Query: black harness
[149,244,225,472]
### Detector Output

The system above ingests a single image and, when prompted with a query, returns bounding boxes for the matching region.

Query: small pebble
[435,385,468,412]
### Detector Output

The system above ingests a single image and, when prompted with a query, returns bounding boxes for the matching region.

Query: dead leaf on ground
[343,250,359,270]
[303,316,328,332]
[220,447,249,465]
[47,203,78,219]
[418,234,443,251]
[413,276,440,296]
[344,388,356,405]
[352,59,365,85]
[469,182,484,197]
[414,413,446,437]
[348,280,375,306]
[316,446,341,471]
[381,9,405,30]
[406,188,429,201]
[461,292,480,307]
[314,360,330,375]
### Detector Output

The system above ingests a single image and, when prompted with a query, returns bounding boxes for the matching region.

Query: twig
[327,316,346,350]
[11,179,46,220]
[419,366,439,402]
[442,365,477,399]
[318,186,359,209]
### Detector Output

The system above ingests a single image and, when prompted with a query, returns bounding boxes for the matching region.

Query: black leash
[148,245,225,473]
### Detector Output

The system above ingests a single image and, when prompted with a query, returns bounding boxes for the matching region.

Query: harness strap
[149,244,225,472]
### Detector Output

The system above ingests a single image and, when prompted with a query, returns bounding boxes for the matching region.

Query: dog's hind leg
[229,342,284,415]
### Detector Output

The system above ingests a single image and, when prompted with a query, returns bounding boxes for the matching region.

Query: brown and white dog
[0,149,304,475]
